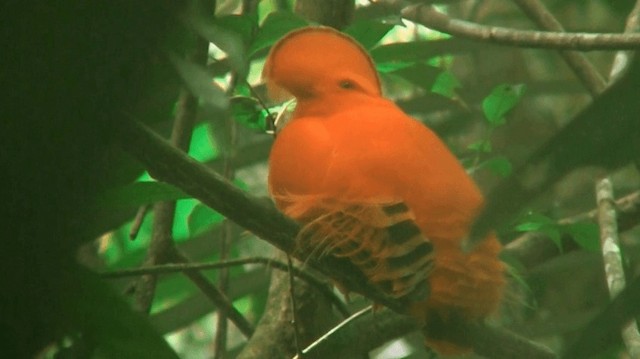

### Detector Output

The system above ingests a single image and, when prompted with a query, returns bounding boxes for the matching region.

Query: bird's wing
[295,197,434,301]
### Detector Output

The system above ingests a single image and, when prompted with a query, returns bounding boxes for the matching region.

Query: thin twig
[610,0,640,82]
[129,204,149,240]
[101,256,350,318]
[288,255,304,358]
[596,178,640,358]
[174,251,255,338]
[294,306,373,359]
[401,4,640,51]
[512,0,605,96]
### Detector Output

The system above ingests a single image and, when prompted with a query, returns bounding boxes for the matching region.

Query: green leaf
[344,19,394,49]
[170,55,229,110]
[188,203,224,237]
[431,70,461,99]
[499,254,533,298]
[98,182,189,209]
[214,14,258,48]
[481,155,513,177]
[515,212,556,232]
[482,84,526,126]
[230,96,264,131]
[376,61,415,74]
[564,222,601,252]
[540,225,562,250]
[249,11,308,56]
[391,63,441,90]
[186,15,248,77]
[371,39,451,64]
[515,212,562,250]
[467,139,492,153]
[188,122,218,163]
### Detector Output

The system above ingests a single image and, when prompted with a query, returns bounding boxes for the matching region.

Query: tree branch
[610,0,640,82]
[401,4,640,51]
[512,0,606,95]
[596,179,640,358]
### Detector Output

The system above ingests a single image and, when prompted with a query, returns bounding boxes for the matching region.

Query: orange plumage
[264,26,504,354]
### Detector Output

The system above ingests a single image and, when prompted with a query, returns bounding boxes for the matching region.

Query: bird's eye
[339,80,355,89]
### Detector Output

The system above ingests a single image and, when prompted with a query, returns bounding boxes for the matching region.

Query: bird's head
[263,26,381,104]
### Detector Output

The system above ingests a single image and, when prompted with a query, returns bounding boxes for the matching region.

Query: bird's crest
[263,26,381,101]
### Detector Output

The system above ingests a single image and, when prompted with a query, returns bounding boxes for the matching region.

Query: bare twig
[129,204,149,240]
[173,251,255,338]
[133,201,179,313]
[512,0,605,96]
[294,306,373,359]
[610,0,640,82]
[288,255,304,357]
[401,4,640,51]
[596,179,640,358]
[102,257,349,318]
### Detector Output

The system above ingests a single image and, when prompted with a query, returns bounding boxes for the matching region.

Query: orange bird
[264,26,505,354]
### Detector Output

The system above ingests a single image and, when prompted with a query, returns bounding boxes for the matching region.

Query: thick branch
[401,4,640,51]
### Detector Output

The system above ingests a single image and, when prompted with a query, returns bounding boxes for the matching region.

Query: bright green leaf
[515,212,562,250]
[431,70,461,99]
[230,96,264,130]
[189,122,218,163]
[482,84,526,126]
[481,155,513,177]
[376,61,415,74]
[345,19,394,49]
[515,212,556,232]
[170,55,229,110]
[188,203,224,237]
[98,182,189,209]
[249,11,308,56]
[564,222,601,252]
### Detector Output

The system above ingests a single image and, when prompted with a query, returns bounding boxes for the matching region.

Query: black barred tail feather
[295,200,435,301]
